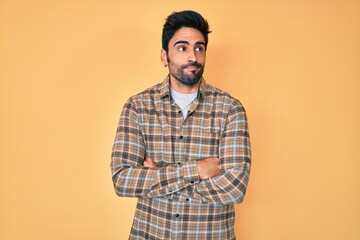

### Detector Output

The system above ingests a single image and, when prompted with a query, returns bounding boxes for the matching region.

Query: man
[111,10,251,239]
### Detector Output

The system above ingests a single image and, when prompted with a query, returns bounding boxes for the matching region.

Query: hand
[196,157,220,180]
[143,157,157,168]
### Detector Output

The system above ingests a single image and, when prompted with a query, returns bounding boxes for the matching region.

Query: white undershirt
[170,87,198,119]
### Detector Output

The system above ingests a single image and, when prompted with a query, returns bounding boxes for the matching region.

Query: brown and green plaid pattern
[111,76,251,239]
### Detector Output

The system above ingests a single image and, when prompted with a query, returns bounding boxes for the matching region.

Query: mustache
[181,62,203,69]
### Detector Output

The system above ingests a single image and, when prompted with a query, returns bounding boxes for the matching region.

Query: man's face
[162,27,206,87]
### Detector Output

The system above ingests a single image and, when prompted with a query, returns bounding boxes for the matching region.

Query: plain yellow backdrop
[1,0,359,239]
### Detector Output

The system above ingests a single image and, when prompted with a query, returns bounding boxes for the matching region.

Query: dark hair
[162,10,211,53]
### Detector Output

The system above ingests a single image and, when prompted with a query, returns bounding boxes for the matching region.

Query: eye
[195,46,205,52]
[178,46,186,52]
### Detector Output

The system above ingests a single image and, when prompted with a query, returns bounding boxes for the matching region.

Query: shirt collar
[159,75,207,100]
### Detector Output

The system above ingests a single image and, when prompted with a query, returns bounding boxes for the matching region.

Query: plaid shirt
[111,76,251,239]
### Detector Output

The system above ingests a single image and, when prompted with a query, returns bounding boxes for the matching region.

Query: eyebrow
[173,40,206,47]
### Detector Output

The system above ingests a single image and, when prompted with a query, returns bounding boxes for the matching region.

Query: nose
[188,49,197,63]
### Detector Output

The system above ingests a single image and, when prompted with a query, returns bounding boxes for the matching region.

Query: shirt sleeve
[193,101,251,205]
[111,98,200,198]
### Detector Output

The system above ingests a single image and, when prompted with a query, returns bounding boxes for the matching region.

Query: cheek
[170,55,185,64]
[197,53,206,63]
[168,50,189,61]
[168,62,180,74]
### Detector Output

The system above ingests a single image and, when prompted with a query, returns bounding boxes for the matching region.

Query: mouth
[185,66,199,73]
[183,63,202,74]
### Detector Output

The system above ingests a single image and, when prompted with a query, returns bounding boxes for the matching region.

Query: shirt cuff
[180,159,200,185]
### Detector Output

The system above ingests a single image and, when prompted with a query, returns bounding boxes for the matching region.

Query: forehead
[169,27,205,44]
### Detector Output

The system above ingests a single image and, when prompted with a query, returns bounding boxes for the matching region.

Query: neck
[169,75,201,94]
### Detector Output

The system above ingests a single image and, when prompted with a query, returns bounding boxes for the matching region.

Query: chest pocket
[181,115,222,160]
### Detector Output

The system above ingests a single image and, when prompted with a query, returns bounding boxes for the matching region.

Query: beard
[168,61,205,86]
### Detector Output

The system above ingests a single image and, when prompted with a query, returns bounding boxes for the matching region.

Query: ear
[160,48,168,66]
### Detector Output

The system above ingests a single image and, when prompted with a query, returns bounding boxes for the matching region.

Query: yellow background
[1,0,359,239]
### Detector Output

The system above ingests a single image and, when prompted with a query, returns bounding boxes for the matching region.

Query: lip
[185,66,199,72]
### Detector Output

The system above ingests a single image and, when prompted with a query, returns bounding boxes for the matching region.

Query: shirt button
[179,135,183,140]
[169,188,172,192]
[175,213,180,218]
[190,180,194,184]
[186,198,189,201]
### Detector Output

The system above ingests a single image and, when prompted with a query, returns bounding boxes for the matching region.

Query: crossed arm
[144,156,220,180]
[111,99,251,205]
